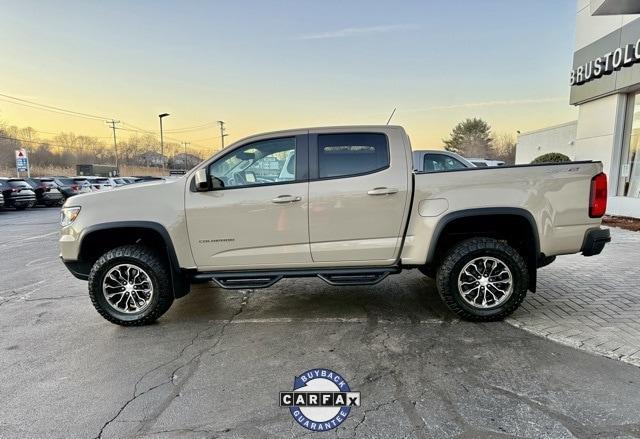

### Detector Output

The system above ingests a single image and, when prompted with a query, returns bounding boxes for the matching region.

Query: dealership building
[516,0,640,218]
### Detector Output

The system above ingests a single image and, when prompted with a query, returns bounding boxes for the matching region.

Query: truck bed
[401,161,604,265]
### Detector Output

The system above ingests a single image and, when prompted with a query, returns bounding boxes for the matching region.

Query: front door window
[209,137,296,188]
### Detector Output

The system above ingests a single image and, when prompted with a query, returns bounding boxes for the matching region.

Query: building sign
[570,17,640,105]
[570,39,640,86]
[15,149,29,173]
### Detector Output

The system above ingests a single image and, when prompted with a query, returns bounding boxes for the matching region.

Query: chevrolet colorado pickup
[59,125,611,326]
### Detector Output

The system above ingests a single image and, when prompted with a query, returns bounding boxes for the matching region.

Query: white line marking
[212,317,449,325]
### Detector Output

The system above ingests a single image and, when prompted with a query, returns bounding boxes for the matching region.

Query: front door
[308,130,410,264]
[186,134,310,270]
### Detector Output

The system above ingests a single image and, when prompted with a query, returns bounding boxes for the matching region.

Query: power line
[164,122,218,133]
[190,135,223,142]
[0,134,101,150]
[0,93,110,121]
[120,122,208,149]
[0,92,213,150]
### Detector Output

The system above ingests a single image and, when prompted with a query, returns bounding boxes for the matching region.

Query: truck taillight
[589,172,607,218]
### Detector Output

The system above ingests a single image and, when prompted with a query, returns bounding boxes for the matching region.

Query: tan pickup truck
[59,125,610,326]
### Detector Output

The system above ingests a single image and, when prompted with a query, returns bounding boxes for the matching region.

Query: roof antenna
[386,108,397,125]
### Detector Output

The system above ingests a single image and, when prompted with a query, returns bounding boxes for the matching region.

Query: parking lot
[2,208,640,439]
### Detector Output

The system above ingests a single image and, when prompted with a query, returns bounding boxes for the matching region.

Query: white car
[107,177,129,187]
[412,150,475,172]
[84,177,113,191]
[466,158,506,167]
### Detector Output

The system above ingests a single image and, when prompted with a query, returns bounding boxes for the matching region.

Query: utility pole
[217,120,228,151]
[159,113,170,174]
[106,120,121,175]
[182,142,190,172]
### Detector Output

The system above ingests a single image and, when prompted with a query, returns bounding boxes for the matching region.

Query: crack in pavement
[93,290,252,439]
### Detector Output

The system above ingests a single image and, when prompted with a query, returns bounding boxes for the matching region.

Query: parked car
[60,125,610,326]
[24,178,64,207]
[107,177,128,187]
[412,150,475,172]
[0,192,4,209]
[85,177,113,191]
[53,177,93,200]
[466,158,506,167]
[0,178,37,210]
[131,176,164,183]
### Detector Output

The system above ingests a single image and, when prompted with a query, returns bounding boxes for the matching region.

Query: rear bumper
[581,227,611,256]
[6,196,36,207]
[41,193,63,201]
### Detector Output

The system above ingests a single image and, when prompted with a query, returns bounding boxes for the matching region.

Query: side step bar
[191,267,399,290]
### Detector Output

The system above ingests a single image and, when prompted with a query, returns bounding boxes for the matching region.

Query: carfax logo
[280,368,361,432]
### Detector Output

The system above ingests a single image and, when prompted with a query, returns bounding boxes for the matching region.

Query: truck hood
[63,177,188,226]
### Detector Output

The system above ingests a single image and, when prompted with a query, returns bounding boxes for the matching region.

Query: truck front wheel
[88,245,174,326]
[435,238,528,321]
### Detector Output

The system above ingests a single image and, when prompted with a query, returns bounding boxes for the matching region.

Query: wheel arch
[76,221,189,298]
[425,208,540,292]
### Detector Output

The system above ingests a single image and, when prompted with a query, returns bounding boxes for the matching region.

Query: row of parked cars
[0,176,161,210]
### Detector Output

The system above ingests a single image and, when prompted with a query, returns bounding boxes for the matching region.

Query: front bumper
[581,227,611,256]
[61,258,91,280]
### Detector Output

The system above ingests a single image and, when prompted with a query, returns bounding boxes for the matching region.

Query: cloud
[407,97,566,113]
[296,24,418,40]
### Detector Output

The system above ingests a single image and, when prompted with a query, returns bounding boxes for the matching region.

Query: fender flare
[425,207,540,292]
[78,221,190,298]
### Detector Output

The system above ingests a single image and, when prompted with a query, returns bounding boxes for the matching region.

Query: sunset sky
[1,0,578,153]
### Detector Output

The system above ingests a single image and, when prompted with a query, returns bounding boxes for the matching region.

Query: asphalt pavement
[1,208,639,439]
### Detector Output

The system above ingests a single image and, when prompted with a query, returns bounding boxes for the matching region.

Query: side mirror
[194,168,210,191]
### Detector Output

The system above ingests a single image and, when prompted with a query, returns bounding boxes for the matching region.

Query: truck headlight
[60,207,81,227]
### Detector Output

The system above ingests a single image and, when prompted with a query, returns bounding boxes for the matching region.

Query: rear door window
[317,133,389,179]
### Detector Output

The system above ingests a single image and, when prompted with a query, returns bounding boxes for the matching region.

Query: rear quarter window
[318,133,389,179]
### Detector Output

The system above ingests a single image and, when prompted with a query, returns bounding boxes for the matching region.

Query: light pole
[159,113,170,173]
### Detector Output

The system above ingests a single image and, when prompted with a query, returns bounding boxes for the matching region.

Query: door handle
[272,195,302,204]
[367,187,398,196]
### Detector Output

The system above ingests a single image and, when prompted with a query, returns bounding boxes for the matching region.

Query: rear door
[308,128,411,264]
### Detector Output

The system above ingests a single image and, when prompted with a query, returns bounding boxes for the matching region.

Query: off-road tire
[435,238,528,321]
[88,245,174,326]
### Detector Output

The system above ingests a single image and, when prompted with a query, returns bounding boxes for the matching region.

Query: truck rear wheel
[88,245,174,326]
[435,238,528,321]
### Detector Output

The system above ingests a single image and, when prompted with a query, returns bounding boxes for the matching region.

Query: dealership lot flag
[15,148,29,175]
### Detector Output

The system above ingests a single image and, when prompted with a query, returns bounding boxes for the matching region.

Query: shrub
[531,152,571,164]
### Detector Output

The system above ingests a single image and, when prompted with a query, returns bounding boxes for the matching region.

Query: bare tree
[492,132,517,165]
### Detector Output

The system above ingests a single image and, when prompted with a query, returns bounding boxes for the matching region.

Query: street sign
[15,149,29,173]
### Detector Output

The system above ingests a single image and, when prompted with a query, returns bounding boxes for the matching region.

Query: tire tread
[435,237,528,322]
[88,244,173,326]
